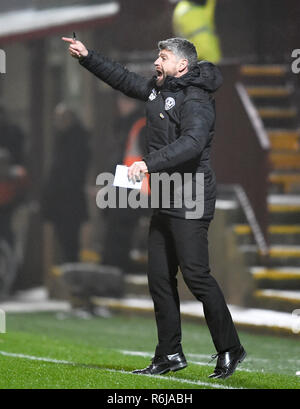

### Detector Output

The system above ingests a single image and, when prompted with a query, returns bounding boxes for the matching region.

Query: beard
[156,77,164,86]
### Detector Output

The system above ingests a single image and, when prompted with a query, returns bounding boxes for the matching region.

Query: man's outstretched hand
[62,37,88,59]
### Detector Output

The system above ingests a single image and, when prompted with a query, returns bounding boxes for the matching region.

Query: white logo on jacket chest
[149,89,157,101]
[164,97,176,111]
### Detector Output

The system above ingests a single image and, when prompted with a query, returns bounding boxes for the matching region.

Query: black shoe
[208,345,247,379]
[132,352,187,375]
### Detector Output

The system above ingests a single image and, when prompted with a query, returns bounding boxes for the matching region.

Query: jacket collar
[155,61,223,94]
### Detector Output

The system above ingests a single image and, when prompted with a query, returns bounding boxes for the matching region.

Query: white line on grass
[105,368,244,389]
[0,350,245,389]
[0,350,72,364]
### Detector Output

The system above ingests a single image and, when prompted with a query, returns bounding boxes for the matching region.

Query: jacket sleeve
[143,96,215,172]
[79,50,154,101]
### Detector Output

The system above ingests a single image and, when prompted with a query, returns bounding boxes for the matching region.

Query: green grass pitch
[0,312,299,389]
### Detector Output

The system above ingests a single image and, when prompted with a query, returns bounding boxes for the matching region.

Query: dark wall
[111,0,300,63]
[2,0,299,62]
[212,65,270,240]
[257,0,300,62]
[110,0,173,51]
[162,0,299,63]
[215,0,258,61]
[215,0,300,63]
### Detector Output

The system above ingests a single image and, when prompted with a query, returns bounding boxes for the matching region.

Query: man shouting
[62,35,246,379]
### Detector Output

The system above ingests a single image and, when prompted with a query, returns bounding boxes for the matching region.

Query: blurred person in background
[172,0,222,64]
[0,107,28,297]
[62,35,245,380]
[102,94,150,273]
[0,105,26,167]
[0,106,28,247]
[41,103,90,263]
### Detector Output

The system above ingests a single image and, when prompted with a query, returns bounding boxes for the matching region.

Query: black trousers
[147,212,241,356]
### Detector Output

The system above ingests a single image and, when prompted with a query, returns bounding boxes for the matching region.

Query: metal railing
[235,82,270,150]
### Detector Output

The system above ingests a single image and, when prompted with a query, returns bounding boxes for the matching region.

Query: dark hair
[158,37,198,69]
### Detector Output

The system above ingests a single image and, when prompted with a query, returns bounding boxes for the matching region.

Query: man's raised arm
[62,37,154,101]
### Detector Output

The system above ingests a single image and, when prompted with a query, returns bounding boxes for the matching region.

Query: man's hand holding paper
[113,162,148,190]
[127,161,148,184]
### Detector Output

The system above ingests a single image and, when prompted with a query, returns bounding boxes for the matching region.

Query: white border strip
[0,3,119,37]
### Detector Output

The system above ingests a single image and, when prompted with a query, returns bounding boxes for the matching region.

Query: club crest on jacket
[165,97,176,111]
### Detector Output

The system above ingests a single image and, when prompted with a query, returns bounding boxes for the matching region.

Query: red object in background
[123,117,150,196]
[0,166,29,206]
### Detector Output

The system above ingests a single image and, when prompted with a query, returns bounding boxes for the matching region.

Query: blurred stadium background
[0,0,299,389]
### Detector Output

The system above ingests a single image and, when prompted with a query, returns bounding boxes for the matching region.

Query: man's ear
[179,58,188,73]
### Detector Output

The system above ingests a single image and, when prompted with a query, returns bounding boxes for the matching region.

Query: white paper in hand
[113,165,142,190]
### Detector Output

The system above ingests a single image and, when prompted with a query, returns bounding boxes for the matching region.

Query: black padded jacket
[79,50,223,220]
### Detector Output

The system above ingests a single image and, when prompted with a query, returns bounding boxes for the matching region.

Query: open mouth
[156,68,163,80]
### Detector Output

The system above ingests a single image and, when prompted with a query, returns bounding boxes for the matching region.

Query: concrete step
[268,195,300,222]
[268,193,300,205]
[240,65,288,86]
[268,225,300,244]
[241,65,288,77]
[0,287,70,313]
[238,245,261,265]
[2,288,298,337]
[269,152,300,170]
[233,224,256,245]
[250,266,300,290]
[258,107,297,118]
[91,295,300,337]
[269,172,300,194]
[258,107,298,129]
[268,245,300,266]
[125,274,148,297]
[125,273,201,302]
[269,193,300,214]
[246,86,293,108]
[268,129,300,152]
[246,86,292,98]
[239,244,300,266]
[214,197,245,224]
[234,223,300,245]
[252,98,292,109]
[252,289,300,312]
